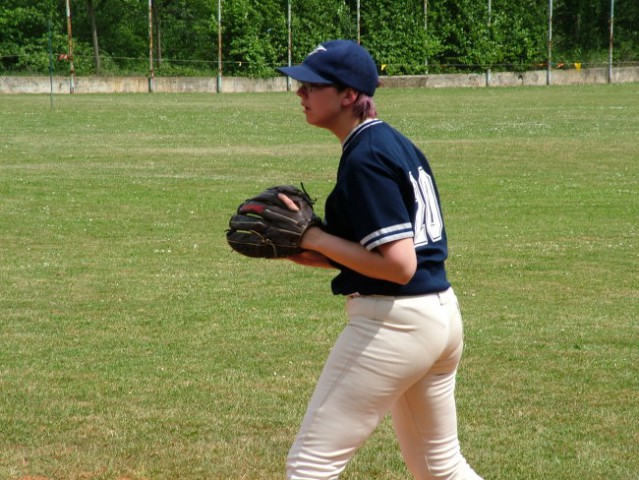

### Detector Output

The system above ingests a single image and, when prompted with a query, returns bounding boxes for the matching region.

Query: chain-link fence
[2,0,638,91]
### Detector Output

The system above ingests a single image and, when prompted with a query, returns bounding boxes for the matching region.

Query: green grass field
[1,84,638,480]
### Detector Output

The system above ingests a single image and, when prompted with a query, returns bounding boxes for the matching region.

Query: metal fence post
[547,0,553,86]
[287,0,292,91]
[357,0,361,44]
[148,0,154,93]
[217,0,222,93]
[486,0,492,87]
[608,0,615,83]
[424,0,428,74]
[65,0,75,94]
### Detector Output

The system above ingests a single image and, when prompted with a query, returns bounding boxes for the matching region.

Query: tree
[86,0,101,72]
[0,0,84,74]
[360,0,429,75]
[0,0,636,76]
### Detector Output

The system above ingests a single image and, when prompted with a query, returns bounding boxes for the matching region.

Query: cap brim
[276,65,333,84]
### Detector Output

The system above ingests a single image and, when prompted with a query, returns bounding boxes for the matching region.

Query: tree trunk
[87,0,101,73]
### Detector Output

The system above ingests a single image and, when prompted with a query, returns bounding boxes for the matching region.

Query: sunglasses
[298,82,334,94]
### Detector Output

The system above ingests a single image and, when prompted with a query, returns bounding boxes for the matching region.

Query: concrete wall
[1,67,637,94]
[381,67,639,88]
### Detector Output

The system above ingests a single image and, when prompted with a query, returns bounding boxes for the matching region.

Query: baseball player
[276,40,484,480]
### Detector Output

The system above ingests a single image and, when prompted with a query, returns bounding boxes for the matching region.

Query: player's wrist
[301,226,323,250]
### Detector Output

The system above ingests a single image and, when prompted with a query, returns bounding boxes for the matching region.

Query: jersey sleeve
[341,149,414,251]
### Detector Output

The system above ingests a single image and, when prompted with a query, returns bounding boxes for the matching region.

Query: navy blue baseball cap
[277,40,379,97]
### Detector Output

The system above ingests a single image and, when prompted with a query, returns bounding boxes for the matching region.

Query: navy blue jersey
[324,120,450,296]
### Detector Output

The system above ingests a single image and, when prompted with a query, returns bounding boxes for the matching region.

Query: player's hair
[336,84,378,120]
[352,93,377,121]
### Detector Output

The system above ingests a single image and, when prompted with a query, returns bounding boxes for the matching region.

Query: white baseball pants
[286,288,483,480]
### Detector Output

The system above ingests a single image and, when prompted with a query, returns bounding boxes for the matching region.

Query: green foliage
[362,0,429,75]
[427,0,485,70]
[489,2,548,71]
[289,0,355,64]
[0,3,48,71]
[218,0,288,77]
[0,0,637,76]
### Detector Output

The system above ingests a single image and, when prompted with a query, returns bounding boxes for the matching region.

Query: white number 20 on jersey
[410,168,444,247]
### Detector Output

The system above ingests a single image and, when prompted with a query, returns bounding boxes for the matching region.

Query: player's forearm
[288,250,335,269]
[302,228,416,285]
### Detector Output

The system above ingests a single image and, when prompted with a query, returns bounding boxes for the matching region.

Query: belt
[347,287,454,303]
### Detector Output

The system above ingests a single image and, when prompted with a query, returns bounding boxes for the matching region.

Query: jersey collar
[342,118,382,151]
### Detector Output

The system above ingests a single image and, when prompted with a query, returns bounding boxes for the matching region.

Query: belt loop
[437,287,452,305]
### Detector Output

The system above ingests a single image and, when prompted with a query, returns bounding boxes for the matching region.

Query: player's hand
[279,192,322,250]
[278,192,299,211]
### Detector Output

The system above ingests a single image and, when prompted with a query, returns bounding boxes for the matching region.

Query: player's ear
[340,87,359,107]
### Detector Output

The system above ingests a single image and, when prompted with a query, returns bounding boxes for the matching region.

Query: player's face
[296,83,344,129]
